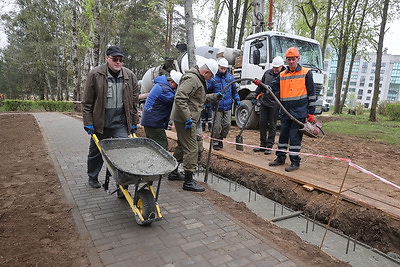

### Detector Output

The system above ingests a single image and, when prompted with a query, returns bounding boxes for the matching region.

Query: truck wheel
[235,100,258,129]
[136,189,156,222]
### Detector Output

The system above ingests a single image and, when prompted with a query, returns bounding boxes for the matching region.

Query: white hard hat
[204,58,218,75]
[170,70,183,85]
[218,58,229,68]
[272,56,284,67]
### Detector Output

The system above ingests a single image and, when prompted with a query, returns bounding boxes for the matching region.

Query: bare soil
[191,116,400,256]
[0,113,399,266]
[0,114,90,266]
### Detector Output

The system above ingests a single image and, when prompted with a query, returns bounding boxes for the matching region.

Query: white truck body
[139,31,327,128]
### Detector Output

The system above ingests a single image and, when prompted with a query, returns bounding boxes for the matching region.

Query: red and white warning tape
[202,135,400,191]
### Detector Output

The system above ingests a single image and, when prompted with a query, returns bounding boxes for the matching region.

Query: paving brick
[34,113,300,267]
[209,253,234,266]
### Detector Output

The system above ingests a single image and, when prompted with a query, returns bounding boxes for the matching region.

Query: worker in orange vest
[267,47,316,172]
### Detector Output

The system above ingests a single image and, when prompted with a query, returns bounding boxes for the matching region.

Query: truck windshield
[270,36,323,70]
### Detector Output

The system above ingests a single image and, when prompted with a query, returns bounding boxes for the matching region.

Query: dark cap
[106,46,124,57]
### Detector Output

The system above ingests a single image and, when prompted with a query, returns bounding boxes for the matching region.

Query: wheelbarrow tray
[99,137,178,186]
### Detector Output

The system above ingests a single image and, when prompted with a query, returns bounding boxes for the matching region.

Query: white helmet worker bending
[200,58,218,80]
[170,70,183,85]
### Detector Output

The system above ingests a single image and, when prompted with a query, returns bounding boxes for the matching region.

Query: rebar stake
[319,160,351,251]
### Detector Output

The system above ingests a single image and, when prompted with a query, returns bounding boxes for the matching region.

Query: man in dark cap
[82,45,139,197]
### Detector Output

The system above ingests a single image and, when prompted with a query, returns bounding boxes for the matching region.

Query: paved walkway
[34,112,299,266]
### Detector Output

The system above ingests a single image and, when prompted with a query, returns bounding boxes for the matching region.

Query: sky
[1,7,399,56]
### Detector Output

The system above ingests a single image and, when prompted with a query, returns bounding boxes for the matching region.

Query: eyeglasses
[110,56,123,63]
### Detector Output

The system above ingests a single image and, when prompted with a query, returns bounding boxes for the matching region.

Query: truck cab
[232,31,326,128]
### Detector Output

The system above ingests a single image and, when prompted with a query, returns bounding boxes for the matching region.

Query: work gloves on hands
[251,98,257,105]
[84,125,94,135]
[130,125,137,134]
[307,114,315,123]
[216,92,223,100]
[236,100,241,106]
[185,119,193,130]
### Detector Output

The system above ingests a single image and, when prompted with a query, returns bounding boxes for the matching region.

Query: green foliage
[39,101,74,112]
[386,103,400,121]
[377,100,390,116]
[322,111,400,145]
[2,100,73,112]
[3,100,34,111]
[355,103,365,115]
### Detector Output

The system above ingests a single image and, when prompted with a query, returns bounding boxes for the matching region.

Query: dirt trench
[195,153,400,255]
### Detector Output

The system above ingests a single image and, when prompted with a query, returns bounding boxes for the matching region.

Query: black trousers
[258,105,279,148]
[87,126,128,180]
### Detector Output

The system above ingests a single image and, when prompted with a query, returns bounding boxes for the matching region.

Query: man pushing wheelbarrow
[81,45,139,197]
[81,46,179,226]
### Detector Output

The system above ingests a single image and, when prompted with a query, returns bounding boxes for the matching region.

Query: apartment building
[324,51,400,108]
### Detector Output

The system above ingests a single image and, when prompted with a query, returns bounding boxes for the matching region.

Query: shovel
[235,99,257,151]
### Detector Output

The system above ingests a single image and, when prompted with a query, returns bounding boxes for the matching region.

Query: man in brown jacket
[82,46,139,192]
[170,58,221,192]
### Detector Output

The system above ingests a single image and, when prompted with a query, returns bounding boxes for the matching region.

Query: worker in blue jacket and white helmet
[141,70,183,150]
[207,58,240,150]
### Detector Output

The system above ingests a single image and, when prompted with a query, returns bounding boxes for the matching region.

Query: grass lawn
[319,110,400,145]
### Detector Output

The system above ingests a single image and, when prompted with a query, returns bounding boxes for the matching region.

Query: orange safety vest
[279,67,309,101]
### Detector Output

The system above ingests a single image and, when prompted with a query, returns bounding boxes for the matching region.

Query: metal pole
[319,160,351,251]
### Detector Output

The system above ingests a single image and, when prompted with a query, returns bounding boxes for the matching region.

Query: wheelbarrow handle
[91,132,136,153]
[91,133,102,153]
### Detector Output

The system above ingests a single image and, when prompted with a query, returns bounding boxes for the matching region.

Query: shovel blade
[235,135,244,151]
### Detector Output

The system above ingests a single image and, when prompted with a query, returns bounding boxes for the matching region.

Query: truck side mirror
[253,49,261,65]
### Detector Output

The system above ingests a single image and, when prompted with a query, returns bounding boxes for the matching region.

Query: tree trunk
[71,0,80,101]
[339,0,368,113]
[297,0,319,39]
[184,0,196,68]
[237,0,249,49]
[226,0,234,48]
[93,0,100,67]
[230,0,241,47]
[209,0,223,47]
[322,0,332,60]
[370,0,390,122]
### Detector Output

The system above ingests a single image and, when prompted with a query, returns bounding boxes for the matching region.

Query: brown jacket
[82,63,139,134]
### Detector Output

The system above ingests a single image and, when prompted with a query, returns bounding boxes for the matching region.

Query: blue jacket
[207,70,240,111]
[141,75,175,129]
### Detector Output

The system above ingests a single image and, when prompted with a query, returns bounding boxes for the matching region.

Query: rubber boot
[168,167,184,181]
[88,177,101,188]
[183,171,205,192]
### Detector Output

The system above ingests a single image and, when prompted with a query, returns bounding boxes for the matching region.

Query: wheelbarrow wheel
[137,189,156,222]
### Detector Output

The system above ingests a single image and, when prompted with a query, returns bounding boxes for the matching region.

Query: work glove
[251,98,257,105]
[84,125,94,135]
[307,114,315,123]
[236,100,241,106]
[185,119,193,130]
[216,92,223,100]
[253,79,261,86]
[130,124,137,134]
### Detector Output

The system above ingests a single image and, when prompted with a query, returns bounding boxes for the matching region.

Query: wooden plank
[342,190,400,220]
[347,186,400,209]
[166,130,399,219]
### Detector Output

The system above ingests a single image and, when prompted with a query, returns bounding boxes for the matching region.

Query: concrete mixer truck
[139,31,326,129]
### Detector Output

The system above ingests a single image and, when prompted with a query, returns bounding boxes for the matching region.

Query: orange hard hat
[285,47,300,57]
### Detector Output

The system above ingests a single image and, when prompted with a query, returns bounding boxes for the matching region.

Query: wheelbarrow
[92,134,178,226]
